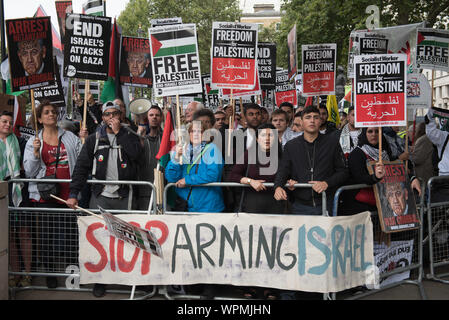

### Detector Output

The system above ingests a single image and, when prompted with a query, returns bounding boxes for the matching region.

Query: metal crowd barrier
[7,178,157,300]
[330,182,427,300]
[425,175,449,284]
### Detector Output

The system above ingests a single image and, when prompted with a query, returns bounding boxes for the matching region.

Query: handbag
[37,136,62,201]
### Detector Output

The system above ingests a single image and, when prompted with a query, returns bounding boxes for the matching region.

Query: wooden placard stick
[81,79,90,144]
[30,89,41,159]
[227,89,234,157]
[50,194,104,220]
[378,126,383,164]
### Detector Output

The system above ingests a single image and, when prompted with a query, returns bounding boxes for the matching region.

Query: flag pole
[30,89,40,159]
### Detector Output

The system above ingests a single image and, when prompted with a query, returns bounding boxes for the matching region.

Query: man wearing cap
[67,101,142,211]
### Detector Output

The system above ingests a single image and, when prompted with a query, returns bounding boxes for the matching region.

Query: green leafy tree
[118,0,241,73]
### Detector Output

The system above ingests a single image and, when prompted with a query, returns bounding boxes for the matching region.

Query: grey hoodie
[23,127,82,201]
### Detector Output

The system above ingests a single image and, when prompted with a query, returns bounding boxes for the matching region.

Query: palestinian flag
[150,28,197,58]
[82,0,106,16]
[100,18,123,103]
[156,110,176,167]
[339,88,352,111]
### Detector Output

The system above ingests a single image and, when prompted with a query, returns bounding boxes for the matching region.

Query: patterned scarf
[359,144,390,162]
[0,134,22,206]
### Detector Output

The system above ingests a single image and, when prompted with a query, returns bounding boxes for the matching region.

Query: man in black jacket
[274,105,349,215]
[67,101,142,211]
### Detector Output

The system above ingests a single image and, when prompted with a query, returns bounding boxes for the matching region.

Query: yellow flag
[326,95,340,126]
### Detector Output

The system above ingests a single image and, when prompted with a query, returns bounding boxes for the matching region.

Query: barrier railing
[161,181,329,300]
[163,182,328,216]
[330,182,426,300]
[7,178,157,300]
[425,175,449,284]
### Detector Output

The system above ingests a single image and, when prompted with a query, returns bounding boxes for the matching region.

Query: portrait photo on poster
[368,160,421,233]
[6,17,55,91]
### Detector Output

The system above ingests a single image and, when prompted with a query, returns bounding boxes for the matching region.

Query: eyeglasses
[367,129,379,134]
[103,111,120,117]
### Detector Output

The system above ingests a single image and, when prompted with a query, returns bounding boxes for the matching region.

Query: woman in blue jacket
[165,121,224,212]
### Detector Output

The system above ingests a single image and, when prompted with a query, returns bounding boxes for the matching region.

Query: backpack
[432,134,449,176]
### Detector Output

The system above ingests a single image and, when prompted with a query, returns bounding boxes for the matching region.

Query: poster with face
[119,36,152,88]
[368,160,420,233]
[6,17,55,92]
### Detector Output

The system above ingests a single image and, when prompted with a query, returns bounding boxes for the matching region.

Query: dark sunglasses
[103,111,120,117]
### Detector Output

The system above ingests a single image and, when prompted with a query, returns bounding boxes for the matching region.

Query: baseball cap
[102,101,121,113]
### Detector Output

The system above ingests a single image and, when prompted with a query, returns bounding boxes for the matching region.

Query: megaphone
[129,98,152,115]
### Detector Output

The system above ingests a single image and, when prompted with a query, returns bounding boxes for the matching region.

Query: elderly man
[127,51,151,78]
[17,39,48,75]
[385,182,409,216]
[184,101,204,124]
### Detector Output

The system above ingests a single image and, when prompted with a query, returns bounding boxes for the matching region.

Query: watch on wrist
[247,178,251,184]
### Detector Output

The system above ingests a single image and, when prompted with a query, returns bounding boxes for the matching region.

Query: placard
[416,28,449,71]
[150,17,182,28]
[347,22,425,78]
[407,72,431,110]
[78,211,376,293]
[275,69,297,107]
[202,73,220,109]
[354,54,407,127]
[287,24,297,81]
[63,13,111,80]
[149,23,202,97]
[221,71,261,98]
[33,58,66,115]
[257,42,276,90]
[6,17,55,91]
[368,160,420,233]
[302,43,336,97]
[119,36,152,88]
[55,0,73,46]
[211,22,258,89]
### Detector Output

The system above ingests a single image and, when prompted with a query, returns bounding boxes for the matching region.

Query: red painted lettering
[84,222,108,273]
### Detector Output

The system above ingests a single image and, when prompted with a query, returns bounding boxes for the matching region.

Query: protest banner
[374,240,414,287]
[407,72,431,110]
[416,28,449,71]
[150,17,182,28]
[302,43,336,97]
[275,69,297,107]
[55,0,73,47]
[367,160,420,233]
[149,23,202,97]
[347,22,425,78]
[211,22,258,90]
[257,42,276,90]
[287,24,297,81]
[33,58,66,119]
[5,16,55,92]
[78,211,376,292]
[63,13,111,81]
[354,54,407,128]
[17,126,36,141]
[119,36,152,88]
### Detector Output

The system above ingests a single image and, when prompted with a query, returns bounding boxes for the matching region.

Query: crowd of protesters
[2,92,449,298]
